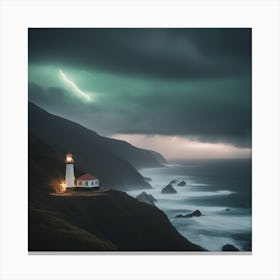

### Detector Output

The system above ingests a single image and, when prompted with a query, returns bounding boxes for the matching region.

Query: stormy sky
[28,28,251,159]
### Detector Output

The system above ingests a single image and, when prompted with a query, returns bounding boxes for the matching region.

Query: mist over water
[127,159,252,251]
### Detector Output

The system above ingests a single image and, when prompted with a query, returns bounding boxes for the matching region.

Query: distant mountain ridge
[100,136,166,169]
[28,102,166,190]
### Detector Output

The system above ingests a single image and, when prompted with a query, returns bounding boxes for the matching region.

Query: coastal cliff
[28,134,203,251]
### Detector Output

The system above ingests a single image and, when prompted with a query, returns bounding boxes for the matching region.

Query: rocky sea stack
[177,181,187,186]
[222,244,239,251]
[161,184,177,194]
[176,210,202,218]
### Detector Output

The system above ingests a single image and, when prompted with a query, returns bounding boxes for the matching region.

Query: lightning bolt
[59,69,91,101]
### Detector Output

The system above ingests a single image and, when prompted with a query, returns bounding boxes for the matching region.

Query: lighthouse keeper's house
[76,173,99,188]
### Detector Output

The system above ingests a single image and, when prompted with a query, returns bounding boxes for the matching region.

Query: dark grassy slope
[29,208,117,251]
[28,134,204,251]
[28,102,166,190]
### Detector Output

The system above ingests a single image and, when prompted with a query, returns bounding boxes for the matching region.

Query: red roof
[76,173,97,181]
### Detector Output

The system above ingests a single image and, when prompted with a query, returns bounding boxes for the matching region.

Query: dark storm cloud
[105,77,251,147]
[28,28,251,148]
[28,28,251,80]
[29,76,251,148]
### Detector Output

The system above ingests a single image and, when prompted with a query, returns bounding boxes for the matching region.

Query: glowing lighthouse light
[66,153,74,163]
[65,152,75,189]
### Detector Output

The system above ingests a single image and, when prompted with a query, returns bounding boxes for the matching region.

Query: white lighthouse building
[61,152,99,193]
[65,152,75,189]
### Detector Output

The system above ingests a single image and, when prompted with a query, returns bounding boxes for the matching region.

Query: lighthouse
[65,152,75,189]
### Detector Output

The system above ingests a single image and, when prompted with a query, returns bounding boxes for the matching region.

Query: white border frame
[1,0,280,279]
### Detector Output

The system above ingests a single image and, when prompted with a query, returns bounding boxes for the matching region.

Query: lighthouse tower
[65,153,75,189]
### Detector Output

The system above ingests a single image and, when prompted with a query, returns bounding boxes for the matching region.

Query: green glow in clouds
[59,69,91,101]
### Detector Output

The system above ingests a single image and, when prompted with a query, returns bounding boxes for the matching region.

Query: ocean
[127,158,252,252]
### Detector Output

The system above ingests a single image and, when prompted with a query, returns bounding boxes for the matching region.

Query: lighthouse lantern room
[65,152,75,188]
